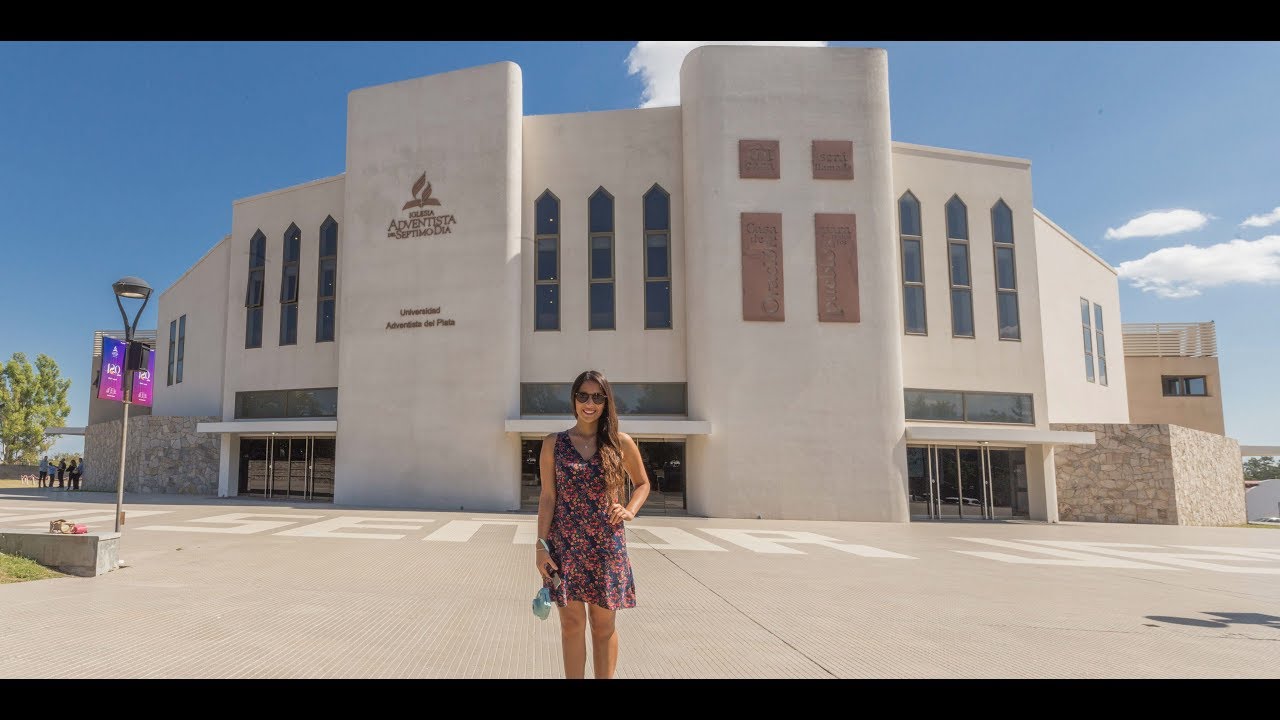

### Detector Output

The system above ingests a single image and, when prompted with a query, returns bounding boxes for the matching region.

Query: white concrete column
[217,433,232,497]
[1026,444,1059,523]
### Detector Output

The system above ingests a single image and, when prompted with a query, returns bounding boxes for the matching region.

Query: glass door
[237,436,335,502]
[909,445,1003,520]
[632,440,686,515]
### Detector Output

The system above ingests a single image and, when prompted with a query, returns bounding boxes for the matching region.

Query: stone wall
[1052,423,1245,526]
[1052,424,1177,524]
[1168,424,1246,526]
[82,416,220,495]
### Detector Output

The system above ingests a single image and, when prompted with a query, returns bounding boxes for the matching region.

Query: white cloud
[625,41,828,109]
[1104,209,1211,240]
[1115,235,1280,298]
[1241,206,1280,228]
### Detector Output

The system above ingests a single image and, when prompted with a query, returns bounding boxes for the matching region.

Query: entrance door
[632,440,686,515]
[517,437,688,515]
[237,436,335,501]
[908,445,1007,520]
[520,438,543,511]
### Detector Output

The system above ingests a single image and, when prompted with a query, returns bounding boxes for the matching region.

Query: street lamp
[112,275,153,533]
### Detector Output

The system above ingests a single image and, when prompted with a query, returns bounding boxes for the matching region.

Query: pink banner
[97,337,126,402]
[132,348,155,407]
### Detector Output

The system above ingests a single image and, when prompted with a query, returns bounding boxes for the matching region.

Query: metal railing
[1121,321,1216,358]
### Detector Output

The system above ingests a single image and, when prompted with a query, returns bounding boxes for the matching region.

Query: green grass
[1238,522,1280,530]
[0,552,65,584]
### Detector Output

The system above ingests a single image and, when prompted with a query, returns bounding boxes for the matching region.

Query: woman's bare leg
[557,602,588,679]
[587,604,618,679]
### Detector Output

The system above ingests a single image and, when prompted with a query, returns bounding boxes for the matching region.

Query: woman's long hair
[571,370,625,503]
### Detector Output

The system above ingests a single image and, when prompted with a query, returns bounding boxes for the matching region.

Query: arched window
[643,185,672,329]
[534,191,560,331]
[280,224,301,346]
[945,196,973,338]
[991,200,1019,340]
[245,230,266,348]
[317,217,338,342]
[588,188,615,330]
[898,191,926,334]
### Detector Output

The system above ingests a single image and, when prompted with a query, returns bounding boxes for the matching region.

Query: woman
[535,370,650,679]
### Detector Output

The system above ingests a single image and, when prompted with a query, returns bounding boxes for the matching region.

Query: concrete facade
[335,62,522,510]
[682,47,906,521]
[1125,355,1225,435]
[155,237,230,418]
[1034,213,1129,424]
[1052,423,1245,526]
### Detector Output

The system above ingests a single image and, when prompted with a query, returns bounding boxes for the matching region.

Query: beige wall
[893,144,1049,428]
[1125,355,1224,434]
[336,62,522,510]
[1169,424,1245,525]
[155,237,230,418]
[681,46,906,521]
[1035,212,1129,424]
[521,107,685,385]
[223,176,344,420]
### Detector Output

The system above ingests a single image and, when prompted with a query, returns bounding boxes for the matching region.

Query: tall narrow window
[899,191,926,334]
[588,188,615,330]
[176,314,186,384]
[317,217,338,342]
[1094,303,1107,386]
[279,224,300,346]
[167,319,177,386]
[644,184,672,329]
[991,199,1020,340]
[1081,297,1095,382]
[535,191,560,331]
[946,196,974,338]
[245,230,265,348]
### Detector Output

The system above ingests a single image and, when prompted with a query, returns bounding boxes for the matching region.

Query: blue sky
[1,41,1277,454]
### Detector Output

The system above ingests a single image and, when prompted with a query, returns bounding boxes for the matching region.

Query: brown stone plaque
[738,140,780,179]
[741,213,785,321]
[811,140,854,180]
[814,213,859,323]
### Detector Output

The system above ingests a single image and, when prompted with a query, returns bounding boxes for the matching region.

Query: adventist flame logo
[388,170,458,239]
[401,172,442,211]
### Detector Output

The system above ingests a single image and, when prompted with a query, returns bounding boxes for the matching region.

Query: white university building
[82,46,1249,526]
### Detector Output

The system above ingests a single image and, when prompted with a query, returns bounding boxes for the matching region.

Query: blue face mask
[532,587,554,620]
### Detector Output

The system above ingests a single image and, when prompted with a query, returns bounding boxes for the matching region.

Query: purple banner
[97,337,127,402]
[132,349,155,407]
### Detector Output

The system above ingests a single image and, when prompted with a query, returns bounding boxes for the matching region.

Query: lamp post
[112,276,153,533]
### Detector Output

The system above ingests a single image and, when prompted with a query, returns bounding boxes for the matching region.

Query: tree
[0,353,72,465]
[1244,456,1280,481]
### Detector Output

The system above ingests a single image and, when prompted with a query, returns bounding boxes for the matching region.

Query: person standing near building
[56,458,67,489]
[67,459,79,491]
[75,457,85,490]
[535,369,650,679]
[39,456,49,488]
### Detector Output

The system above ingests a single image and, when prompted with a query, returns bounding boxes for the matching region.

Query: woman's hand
[608,503,636,525]
[536,548,558,580]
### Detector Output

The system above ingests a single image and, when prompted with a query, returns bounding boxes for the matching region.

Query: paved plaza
[1,489,1277,678]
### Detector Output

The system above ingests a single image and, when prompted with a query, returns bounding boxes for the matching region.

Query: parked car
[1248,516,1280,525]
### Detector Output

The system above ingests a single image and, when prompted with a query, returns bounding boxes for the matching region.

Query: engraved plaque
[814,214,859,323]
[811,140,854,180]
[738,140,780,179]
[741,213,785,321]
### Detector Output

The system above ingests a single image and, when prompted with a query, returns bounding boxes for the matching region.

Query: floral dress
[544,432,636,610]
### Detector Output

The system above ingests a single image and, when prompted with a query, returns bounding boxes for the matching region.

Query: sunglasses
[574,391,607,405]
